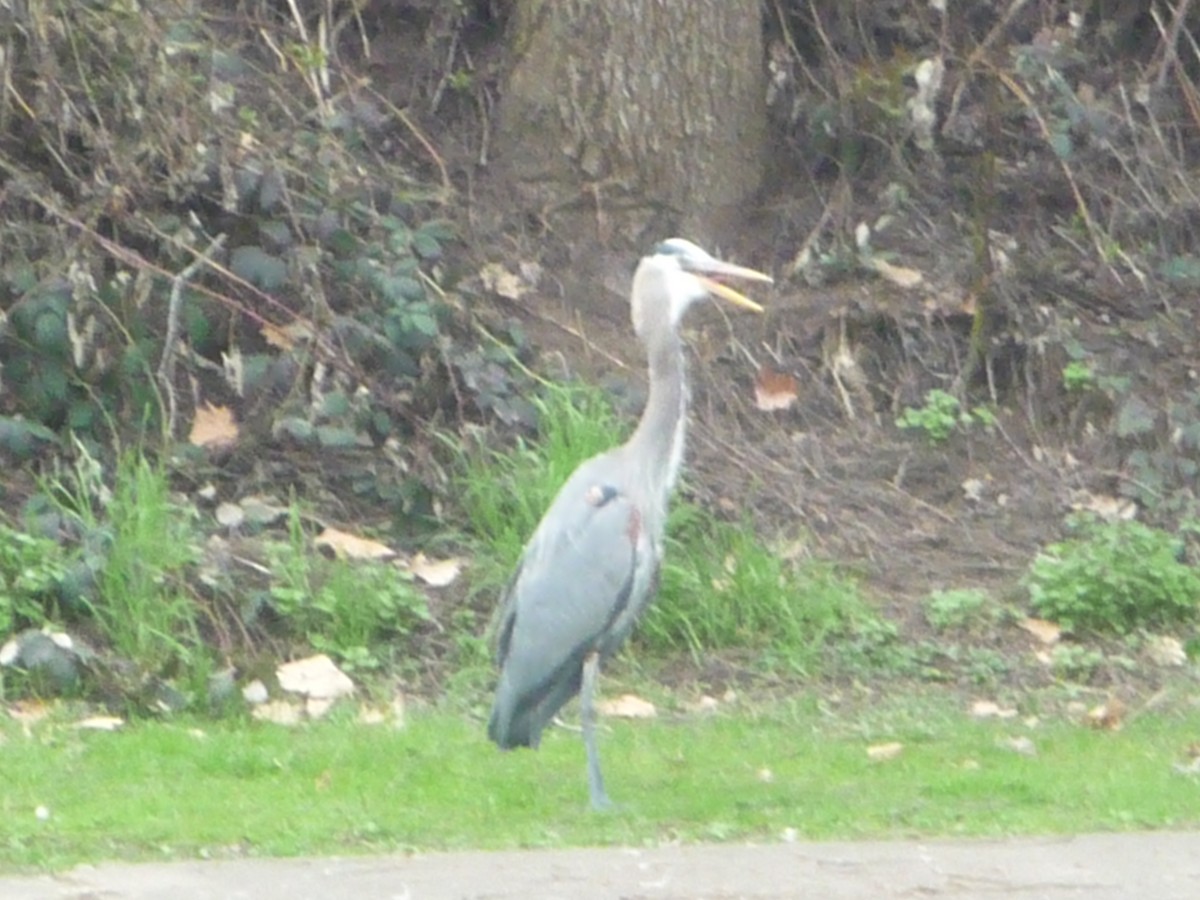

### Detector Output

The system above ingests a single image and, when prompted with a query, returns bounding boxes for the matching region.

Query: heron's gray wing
[488,465,657,748]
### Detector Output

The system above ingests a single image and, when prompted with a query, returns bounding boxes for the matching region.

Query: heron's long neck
[627,331,688,501]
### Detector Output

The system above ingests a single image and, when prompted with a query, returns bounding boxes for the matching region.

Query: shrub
[0,526,69,635]
[1026,516,1200,634]
[922,588,995,632]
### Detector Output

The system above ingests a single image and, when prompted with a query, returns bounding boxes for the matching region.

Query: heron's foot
[588,789,616,813]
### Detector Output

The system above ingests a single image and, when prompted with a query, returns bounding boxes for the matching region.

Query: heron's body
[487,239,770,807]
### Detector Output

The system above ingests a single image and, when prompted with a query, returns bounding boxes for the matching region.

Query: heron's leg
[581,651,612,810]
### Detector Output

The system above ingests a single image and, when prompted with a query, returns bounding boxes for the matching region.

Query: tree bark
[497,0,767,249]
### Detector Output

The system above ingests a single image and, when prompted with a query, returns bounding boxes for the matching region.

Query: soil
[4,832,1199,899]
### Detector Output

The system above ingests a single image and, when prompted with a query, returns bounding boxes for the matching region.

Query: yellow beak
[695,261,773,313]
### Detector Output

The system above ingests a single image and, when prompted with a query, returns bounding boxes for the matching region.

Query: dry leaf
[75,715,124,731]
[688,695,720,714]
[970,700,1018,719]
[188,402,239,450]
[7,700,50,727]
[1146,635,1187,668]
[757,767,775,783]
[277,654,355,701]
[252,699,303,726]
[870,257,924,289]
[753,366,799,411]
[314,527,395,561]
[261,320,314,351]
[1070,491,1137,522]
[409,552,463,587]
[1085,698,1126,731]
[357,694,407,729]
[1000,735,1037,756]
[867,741,904,761]
[1019,617,1062,645]
[479,262,528,300]
[961,478,986,502]
[597,694,657,719]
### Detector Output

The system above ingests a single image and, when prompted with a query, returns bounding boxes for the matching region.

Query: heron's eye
[653,239,687,257]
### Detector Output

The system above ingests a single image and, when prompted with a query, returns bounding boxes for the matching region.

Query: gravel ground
[2,832,1198,899]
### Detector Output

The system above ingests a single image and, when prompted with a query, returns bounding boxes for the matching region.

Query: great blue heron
[487,238,772,809]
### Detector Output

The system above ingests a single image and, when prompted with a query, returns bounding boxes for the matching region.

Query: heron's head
[630,238,771,342]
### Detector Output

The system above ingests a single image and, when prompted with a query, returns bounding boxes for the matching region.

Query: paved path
[2,833,1198,899]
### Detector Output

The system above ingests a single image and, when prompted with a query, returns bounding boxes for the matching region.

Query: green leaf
[315,425,360,448]
[408,312,438,337]
[1048,130,1072,160]
[0,416,58,458]
[275,417,314,442]
[411,231,442,260]
[1116,395,1156,438]
[258,219,292,248]
[418,220,456,241]
[1160,255,1200,284]
[318,391,351,418]
[326,228,359,256]
[230,246,288,290]
[67,401,95,431]
[379,276,424,305]
[33,309,67,351]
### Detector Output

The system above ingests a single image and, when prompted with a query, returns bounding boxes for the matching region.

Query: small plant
[1049,643,1105,682]
[963,647,1011,686]
[268,510,430,671]
[896,389,994,443]
[1026,515,1200,634]
[0,526,69,635]
[648,515,876,673]
[922,588,994,632]
[1062,361,1095,392]
[46,451,201,672]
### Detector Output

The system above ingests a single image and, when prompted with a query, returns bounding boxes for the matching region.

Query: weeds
[46,452,201,672]
[266,508,430,673]
[1026,515,1200,635]
[923,588,997,633]
[0,526,68,634]
[896,389,994,444]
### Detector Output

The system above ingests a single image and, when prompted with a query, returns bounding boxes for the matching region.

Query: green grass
[47,451,201,671]
[2,697,1197,870]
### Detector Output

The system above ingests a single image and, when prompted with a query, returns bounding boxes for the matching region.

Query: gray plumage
[487,238,771,809]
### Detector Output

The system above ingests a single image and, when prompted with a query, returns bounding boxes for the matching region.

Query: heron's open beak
[693,261,772,313]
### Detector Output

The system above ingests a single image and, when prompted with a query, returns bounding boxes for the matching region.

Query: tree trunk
[497,0,767,249]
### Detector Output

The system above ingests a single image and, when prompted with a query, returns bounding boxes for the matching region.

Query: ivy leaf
[1048,129,1072,160]
[315,425,361,448]
[231,246,288,290]
[325,228,359,256]
[0,416,58,459]
[1116,395,1156,438]
[418,220,455,241]
[34,309,67,351]
[1160,255,1200,285]
[411,230,442,260]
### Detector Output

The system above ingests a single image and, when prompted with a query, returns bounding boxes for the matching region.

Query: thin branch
[157,235,227,441]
